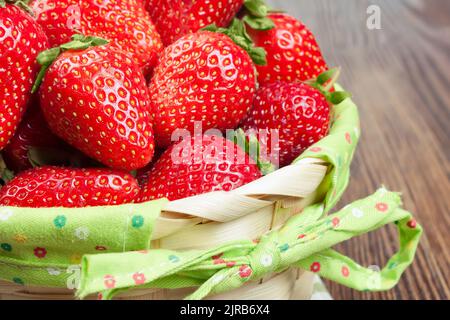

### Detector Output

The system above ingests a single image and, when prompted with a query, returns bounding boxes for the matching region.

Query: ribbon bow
[77,188,422,300]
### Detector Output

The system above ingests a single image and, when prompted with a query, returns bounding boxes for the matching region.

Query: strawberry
[144,0,244,46]
[149,28,260,148]
[30,0,163,75]
[246,13,328,85]
[0,1,48,150]
[137,134,262,202]
[241,69,350,167]
[0,166,140,207]
[34,35,155,171]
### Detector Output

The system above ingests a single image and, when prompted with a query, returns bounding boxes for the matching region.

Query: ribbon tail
[294,208,422,291]
[185,267,241,300]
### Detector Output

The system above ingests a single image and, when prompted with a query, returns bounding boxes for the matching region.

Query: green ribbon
[77,189,421,300]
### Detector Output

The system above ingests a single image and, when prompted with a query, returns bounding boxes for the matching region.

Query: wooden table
[267,0,450,300]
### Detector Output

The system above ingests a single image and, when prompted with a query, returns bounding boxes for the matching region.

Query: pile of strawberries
[0,0,349,208]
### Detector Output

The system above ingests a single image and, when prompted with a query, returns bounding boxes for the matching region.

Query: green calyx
[31,34,109,94]
[203,18,267,66]
[241,0,276,31]
[306,67,352,105]
[0,154,14,185]
[202,0,277,65]
[231,128,276,176]
[0,0,34,15]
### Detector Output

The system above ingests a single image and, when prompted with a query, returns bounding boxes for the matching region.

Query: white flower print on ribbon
[260,254,273,267]
[212,274,225,285]
[0,208,13,221]
[352,208,364,218]
[47,267,61,276]
[354,126,360,139]
[74,227,89,240]
[366,265,382,290]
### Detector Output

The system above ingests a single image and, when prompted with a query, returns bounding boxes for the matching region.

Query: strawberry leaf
[36,47,61,66]
[244,0,269,18]
[230,129,276,175]
[328,91,352,105]
[61,35,108,50]
[228,17,252,42]
[202,19,268,66]
[1,0,34,15]
[306,67,352,105]
[240,0,276,31]
[129,170,138,178]
[242,15,275,31]
[316,67,340,86]
[248,46,267,66]
[32,34,109,93]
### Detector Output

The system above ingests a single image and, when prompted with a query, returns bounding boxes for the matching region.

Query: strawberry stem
[31,34,109,94]
[203,18,267,66]
[316,67,341,89]
[306,67,352,105]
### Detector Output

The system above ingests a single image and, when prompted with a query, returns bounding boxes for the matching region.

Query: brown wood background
[266,0,450,300]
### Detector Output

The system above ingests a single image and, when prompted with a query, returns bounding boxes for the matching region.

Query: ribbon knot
[247,233,283,281]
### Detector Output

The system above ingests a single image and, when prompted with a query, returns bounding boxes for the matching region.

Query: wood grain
[267,0,450,300]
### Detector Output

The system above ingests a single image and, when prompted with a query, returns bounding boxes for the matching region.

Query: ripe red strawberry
[36,36,155,170]
[247,13,328,85]
[0,2,48,150]
[30,0,163,75]
[149,30,257,148]
[241,70,349,167]
[0,166,140,207]
[145,0,244,46]
[137,135,262,202]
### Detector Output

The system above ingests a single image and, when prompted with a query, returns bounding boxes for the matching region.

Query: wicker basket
[0,156,327,300]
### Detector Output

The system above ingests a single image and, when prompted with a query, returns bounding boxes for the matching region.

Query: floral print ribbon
[0,200,167,288]
[77,188,421,300]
